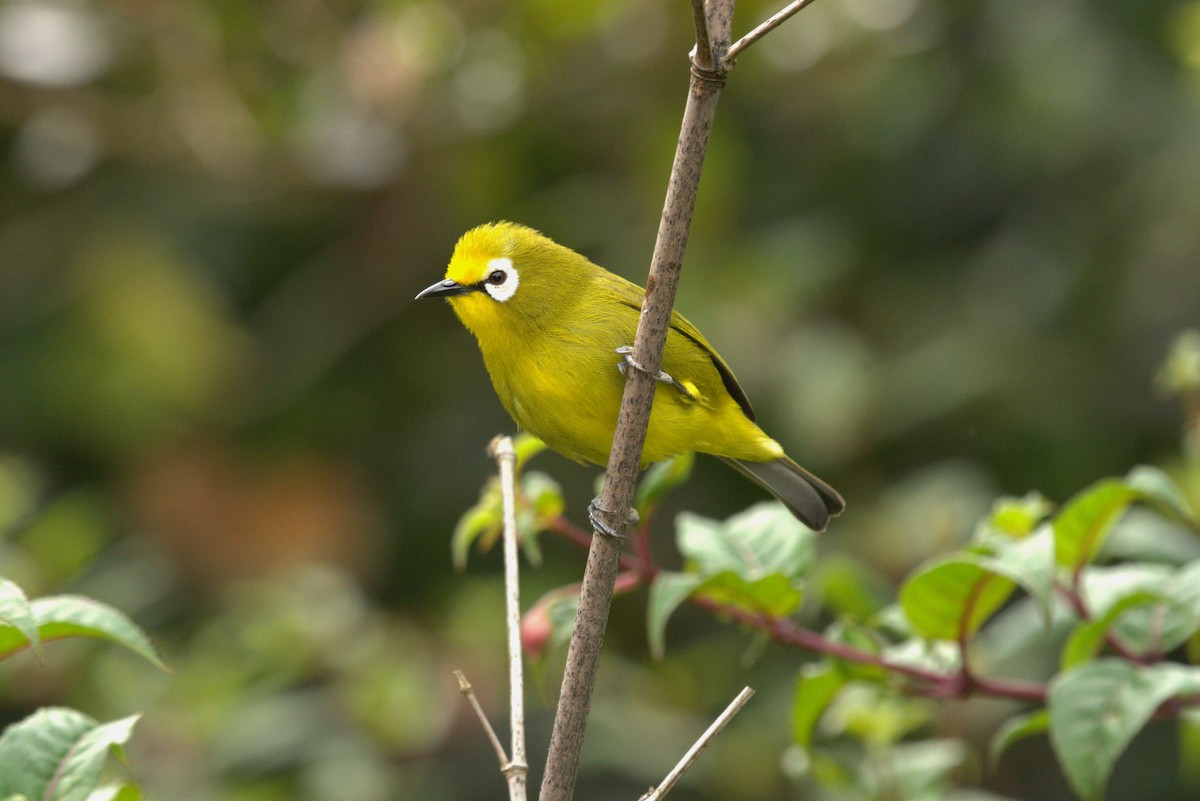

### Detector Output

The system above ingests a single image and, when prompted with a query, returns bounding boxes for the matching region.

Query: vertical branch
[538,3,736,800]
[690,0,713,67]
[490,435,529,801]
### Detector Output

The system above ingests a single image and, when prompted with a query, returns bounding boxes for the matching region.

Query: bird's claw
[588,496,639,540]
[615,346,696,401]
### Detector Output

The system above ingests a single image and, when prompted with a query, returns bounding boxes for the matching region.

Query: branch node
[689,59,729,87]
[488,434,516,462]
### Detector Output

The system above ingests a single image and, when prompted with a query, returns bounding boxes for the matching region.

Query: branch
[546,518,1048,704]
[723,0,820,68]
[539,2,737,798]
[691,598,1048,704]
[489,435,529,800]
[639,687,755,801]
[454,670,509,766]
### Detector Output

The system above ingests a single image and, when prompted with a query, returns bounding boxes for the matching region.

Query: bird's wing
[599,271,756,422]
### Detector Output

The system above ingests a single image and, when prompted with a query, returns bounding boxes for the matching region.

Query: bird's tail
[718,456,845,532]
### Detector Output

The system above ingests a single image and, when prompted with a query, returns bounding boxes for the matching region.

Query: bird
[416,222,844,532]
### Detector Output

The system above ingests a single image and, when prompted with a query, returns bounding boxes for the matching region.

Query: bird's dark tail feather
[719,456,845,532]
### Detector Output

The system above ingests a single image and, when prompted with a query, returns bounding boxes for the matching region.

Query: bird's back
[478,266,780,467]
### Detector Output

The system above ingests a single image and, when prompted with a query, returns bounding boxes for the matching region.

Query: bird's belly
[486,339,771,467]
[493,345,622,465]
[505,366,718,466]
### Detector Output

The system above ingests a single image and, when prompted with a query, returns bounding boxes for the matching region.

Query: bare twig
[639,687,755,801]
[454,670,509,767]
[723,0,820,68]
[489,435,529,800]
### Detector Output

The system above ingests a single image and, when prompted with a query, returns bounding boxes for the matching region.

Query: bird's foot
[588,496,640,540]
[615,346,698,402]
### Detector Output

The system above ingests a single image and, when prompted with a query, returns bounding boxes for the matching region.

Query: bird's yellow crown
[445,221,522,286]
[440,222,594,337]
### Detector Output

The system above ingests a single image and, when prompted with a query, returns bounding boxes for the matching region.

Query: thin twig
[690,0,714,71]
[489,435,529,801]
[723,0,819,68]
[639,687,755,801]
[454,670,509,767]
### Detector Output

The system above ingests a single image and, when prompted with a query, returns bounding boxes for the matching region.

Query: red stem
[547,514,1048,704]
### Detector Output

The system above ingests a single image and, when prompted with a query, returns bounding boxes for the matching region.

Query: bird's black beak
[416,278,475,300]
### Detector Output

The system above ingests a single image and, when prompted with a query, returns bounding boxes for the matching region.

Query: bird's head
[417,222,589,336]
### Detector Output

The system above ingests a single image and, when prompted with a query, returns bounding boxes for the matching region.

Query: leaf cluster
[458,436,1200,800]
[0,580,164,800]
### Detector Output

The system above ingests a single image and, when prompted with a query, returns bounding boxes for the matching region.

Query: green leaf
[91,790,127,801]
[823,683,933,747]
[976,493,1054,541]
[990,529,1056,621]
[512,433,548,470]
[676,502,817,580]
[1113,568,1200,655]
[0,581,39,660]
[1061,591,1162,669]
[821,621,890,681]
[1156,560,1200,650]
[85,785,141,801]
[1101,511,1200,565]
[813,556,891,619]
[871,739,968,798]
[0,708,141,801]
[647,572,702,659]
[519,470,564,566]
[634,453,694,515]
[546,594,580,654]
[791,663,846,748]
[0,596,165,670]
[1048,661,1200,800]
[989,708,1050,768]
[880,637,960,675]
[900,555,1018,641]
[901,530,1054,642]
[452,467,562,570]
[1082,564,1172,614]
[451,484,502,570]
[1053,479,1139,569]
[1082,561,1200,657]
[694,571,803,619]
[522,471,564,522]
[1125,465,1194,523]
[1157,329,1200,395]
[1181,708,1200,787]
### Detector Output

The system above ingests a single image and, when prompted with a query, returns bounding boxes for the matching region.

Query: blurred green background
[1,0,1199,798]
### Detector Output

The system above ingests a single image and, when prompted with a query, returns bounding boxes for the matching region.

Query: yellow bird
[417,222,844,531]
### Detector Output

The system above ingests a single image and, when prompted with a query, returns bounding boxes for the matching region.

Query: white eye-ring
[482,257,519,302]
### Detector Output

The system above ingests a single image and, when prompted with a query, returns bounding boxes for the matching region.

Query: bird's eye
[481,257,518,302]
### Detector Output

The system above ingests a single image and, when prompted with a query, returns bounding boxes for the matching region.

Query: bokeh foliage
[1,0,1200,799]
